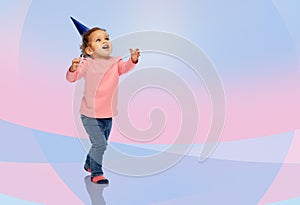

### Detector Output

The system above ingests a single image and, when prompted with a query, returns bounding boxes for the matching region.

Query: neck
[91,53,111,60]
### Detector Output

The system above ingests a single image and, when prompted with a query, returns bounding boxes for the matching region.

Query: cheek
[92,43,99,49]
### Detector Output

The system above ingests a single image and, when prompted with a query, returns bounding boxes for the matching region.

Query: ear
[85,47,94,55]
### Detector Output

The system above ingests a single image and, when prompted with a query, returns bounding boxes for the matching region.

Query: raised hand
[130,48,140,64]
[69,57,80,72]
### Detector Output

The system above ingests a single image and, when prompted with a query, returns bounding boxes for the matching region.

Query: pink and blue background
[1,0,300,204]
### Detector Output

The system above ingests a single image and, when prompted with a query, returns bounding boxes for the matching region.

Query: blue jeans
[81,114,112,177]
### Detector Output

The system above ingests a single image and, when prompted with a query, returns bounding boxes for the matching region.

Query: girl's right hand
[69,57,81,72]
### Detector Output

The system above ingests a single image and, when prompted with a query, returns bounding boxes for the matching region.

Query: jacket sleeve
[66,58,87,82]
[118,57,136,75]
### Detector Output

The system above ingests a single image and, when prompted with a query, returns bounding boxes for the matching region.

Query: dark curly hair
[80,27,107,56]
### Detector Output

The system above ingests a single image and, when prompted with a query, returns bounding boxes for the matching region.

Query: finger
[72,58,81,64]
[135,49,140,56]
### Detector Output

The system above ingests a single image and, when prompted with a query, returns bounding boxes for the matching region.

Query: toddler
[66,18,140,184]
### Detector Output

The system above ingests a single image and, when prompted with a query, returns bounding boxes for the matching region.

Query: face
[85,29,112,58]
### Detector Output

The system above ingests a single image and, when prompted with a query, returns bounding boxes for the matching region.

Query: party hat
[70,16,89,36]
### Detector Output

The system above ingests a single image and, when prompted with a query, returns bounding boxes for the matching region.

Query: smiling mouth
[102,44,109,49]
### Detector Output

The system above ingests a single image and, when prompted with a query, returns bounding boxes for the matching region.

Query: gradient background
[1,0,300,204]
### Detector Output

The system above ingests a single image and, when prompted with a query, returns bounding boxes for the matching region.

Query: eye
[105,37,110,41]
[96,39,101,42]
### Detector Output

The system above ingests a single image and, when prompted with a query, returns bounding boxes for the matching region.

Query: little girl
[66,21,140,184]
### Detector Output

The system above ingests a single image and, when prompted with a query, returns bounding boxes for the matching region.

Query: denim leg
[84,154,91,169]
[81,115,112,177]
[104,118,112,140]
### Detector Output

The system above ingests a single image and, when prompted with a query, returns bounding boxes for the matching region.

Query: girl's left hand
[130,48,140,63]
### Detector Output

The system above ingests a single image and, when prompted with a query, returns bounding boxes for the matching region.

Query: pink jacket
[66,56,136,118]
